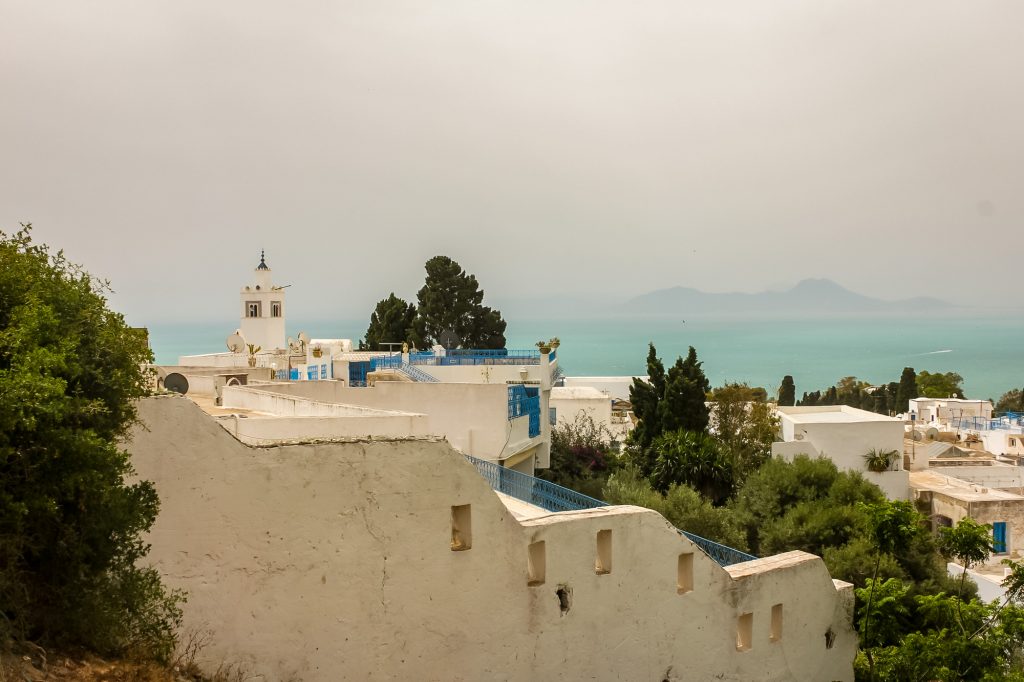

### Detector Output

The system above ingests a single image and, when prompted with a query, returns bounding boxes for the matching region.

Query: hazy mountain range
[625,279,951,316]
[495,279,955,319]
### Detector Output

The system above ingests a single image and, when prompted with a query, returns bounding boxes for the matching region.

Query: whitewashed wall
[128,396,856,682]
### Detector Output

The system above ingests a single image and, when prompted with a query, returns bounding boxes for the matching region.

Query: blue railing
[462,455,757,567]
[411,349,543,366]
[397,363,439,383]
[466,454,607,513]
[952,414,1024,432]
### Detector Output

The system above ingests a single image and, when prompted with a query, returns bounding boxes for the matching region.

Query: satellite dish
[297,331,310,349]
[226,332,246,353]
[164,372,189,395]
[287,336,302,353]
[438,329,460,350]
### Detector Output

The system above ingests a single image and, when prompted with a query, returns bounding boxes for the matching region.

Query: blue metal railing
[952,414,1024,432]
[462,455,757,567]
[410,349,543,366]
[466,454,607,513]
[397,363,439,383]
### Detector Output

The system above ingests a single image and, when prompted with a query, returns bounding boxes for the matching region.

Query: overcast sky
[2,1,1021,323]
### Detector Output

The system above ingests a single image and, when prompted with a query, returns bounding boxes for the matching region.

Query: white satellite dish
[226,331,246,353]
[297,331,310,351]
[287,336,302,353]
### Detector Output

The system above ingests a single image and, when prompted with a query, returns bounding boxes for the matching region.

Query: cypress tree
[779,375,796,406]
[896,367,918,414]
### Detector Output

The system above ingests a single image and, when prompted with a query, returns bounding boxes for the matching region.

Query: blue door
[994,522,1008,554]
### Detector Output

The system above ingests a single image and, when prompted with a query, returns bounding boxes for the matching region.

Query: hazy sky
[2,1,1021,323]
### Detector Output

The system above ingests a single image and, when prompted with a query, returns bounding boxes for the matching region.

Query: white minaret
[239,251,286,351]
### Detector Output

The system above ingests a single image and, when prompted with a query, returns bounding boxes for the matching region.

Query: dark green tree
[896,367,918,414]
[658,346,710,434]
[650,430,733,503]
[415,256,506,349]
[779,375,796,406]
[628,344,667,455]
[363,293,422,350]
[996,388,1024,415]
[0,226,182,658]
[710,383,779,486]
[917,370,966,399]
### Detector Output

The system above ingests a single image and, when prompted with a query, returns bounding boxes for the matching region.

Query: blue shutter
[994,522,1008,554]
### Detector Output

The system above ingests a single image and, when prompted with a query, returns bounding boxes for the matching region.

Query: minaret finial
[257,250,269,270]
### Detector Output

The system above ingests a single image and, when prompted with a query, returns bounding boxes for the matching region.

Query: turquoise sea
[148,316,1024,402]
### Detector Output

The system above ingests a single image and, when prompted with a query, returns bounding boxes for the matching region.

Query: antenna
[163,372,189,395]
[226,331,246,353]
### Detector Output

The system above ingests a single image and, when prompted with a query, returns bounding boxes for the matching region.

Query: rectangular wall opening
[736,612,753,652]
[595,529,612,575]
[677,553,694,594]
[450,505,472,551]
[770,604,783,642]
[528,541,546,586]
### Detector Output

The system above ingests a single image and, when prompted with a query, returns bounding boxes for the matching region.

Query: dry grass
[0,637,254,682]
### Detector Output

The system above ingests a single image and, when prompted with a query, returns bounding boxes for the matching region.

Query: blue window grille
[307,366,317,380]
[349,361,370,387]
[994,522,1008,554]
[275,369,287,381]
[289,368,299,381]
[507,385,541,437]
[320,364,328,379]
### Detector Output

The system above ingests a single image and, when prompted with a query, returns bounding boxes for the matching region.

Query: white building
[909,397,993,424]
[216,348,556,474]
[128,395,858,681]
[772,405,909,500]
[238,251,286,352]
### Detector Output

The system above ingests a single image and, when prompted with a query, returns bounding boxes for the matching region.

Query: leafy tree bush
[602,467,747,551]
[0,226,182,659]
[415,256,506,348]
[537,413,618,500]
[650,430,733,502]
[709,383,779,486]
[627,344,710,478]
[917,370,966,399]
[362,293,422,350]
[996,388,1024,415]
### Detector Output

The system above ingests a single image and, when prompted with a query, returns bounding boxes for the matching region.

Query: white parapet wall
[128,396,856,682]
[218,385,429,445]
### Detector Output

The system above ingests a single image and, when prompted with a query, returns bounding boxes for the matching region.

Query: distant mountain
[626,279,952,316]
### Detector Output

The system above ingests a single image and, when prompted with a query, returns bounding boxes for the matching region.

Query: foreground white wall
[129,397,855,682]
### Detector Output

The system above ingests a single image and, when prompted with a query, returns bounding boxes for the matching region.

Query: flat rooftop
[777,405,901,424]
[551,386,610,400]
[910,470,1024,502]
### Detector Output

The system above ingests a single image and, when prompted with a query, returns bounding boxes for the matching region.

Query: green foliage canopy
[362,293,422,350]
[0,226,181,658]
[415,256,506,349]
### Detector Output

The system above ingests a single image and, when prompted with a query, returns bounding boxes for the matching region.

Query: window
[271,301,282,318]
[450,505,472,551]
[528,541,546,586]
[677,553,694,594]
[246,301,261,318]
[770,604,783,642]
[994,521,1008,554]
[1011,438,1017,447]
[595,530,612,575]
[549,407,557,426]
[736,613,753,651]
